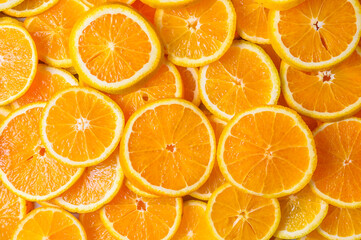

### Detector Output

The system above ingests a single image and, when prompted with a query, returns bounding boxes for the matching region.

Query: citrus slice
[199,40,280,121]
[0,106,10,122]
[232,0,270,44]
[125,179,159,198]
[0,103,84,201]
[173,200,217,240]
[120,98,216,197]
[261,44,281,70]
[281,48,361,122]
[79,210,117,240]
[269,0,361,70]
[24,0,88,68]
[13,207,87,240]
[100,184,182,240]
[132,0,155,24]
[40,87,124,167]
[12,64,78,109]
[218,105,317,198]
[70,4,162,94]
[274,185,328,239]
[154,0,236,67]
[257,0,305,10]
[177,66,200,106]
[0,24,37,106]
[0,16,23,26]
[81,0,134,7]
[311,118,361,208]
[53,150,123,213]
[140,0,198,8]
[0,0,24,11]
[3,0,59,17]
[299,230,328,240]
[318,206,361,240]
[206,183,281,240]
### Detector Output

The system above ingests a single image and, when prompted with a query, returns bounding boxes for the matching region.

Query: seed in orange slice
[132,0,155,24]
[40,87,124,167]
[206,183,281,240]
[70,4,162,94]
[13,207,87,240]
[120,98,216,197]
[3,0,59,17]
[199,40,280,121]
[155,0,236,67]
[81,0,134,7]
[257,0,305,10]
[140,0,198,8]
[269,0,361,70]
[0,24,37,106]
[79,210,117,240]
[299,230,328,240]
[0,103,84,201]
[177,66,200,107]
[125,179,159,198]
[0,106,10,122]
[100,184,182,240]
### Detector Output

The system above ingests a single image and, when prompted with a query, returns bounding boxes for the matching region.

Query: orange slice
[154,0,236,67]
[13,207,87,240]
[40,87,124,167]
[0,106,10,122]
[120,98,216,197]
[0,24,37,106]
[4,0,59,17]
[125,179,159,198]
[24,0,88,68]
[100,184,182,240]
[218,106,317,198]
[0,16,23,26]
[0,0,24,11]
[311,118,361,208]
[12,64,78,109]
[257,0,305,10]
[206,183,281,240]
[140,0,198,8]
[299,230,328,240]
[173,200,217,240]
[132,0,155,24]
[199,40,280,120]
[70,4,162,94]
[81,0,134,7]
[177,66,200,106]
[261,44,281,70]
[0,103,84,201]
[79,210,117,240]
[269,0,361,70]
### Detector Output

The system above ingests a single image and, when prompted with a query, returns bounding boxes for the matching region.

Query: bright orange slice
[40,87,124,167]
[218,106,317,198]
[79,210,117,240]
[311,118,361,208]
[177,66,200,106]
[13,207,87,240]
[199,40,280,120]
[100,184,182,240]
[269,0,361,70]
[257,0,305,10]
[0,24,37,106]
[206,183,281,240]
[4,0,59,17]
[81,0,134,7]
[132,0,155,24]
[299,230,328,240]
[155,0,236,67]
[0,103,84,201]
[120,98,216,197]
[70,4,162,93]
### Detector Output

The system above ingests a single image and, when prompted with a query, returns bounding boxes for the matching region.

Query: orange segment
[0,103,84,201]
[81,0,134,7]
[3,0,59,17]
[177,66,200,106]
[299,230,328,240]
[132,0,155,24]
[79,210,117,240]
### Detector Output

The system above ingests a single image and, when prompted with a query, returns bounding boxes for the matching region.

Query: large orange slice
[177,66,200,106]
[269,0,361,70]
[4,0,59,17]
[120,98,216,197]
[0,103,84,201]
[79,210,117,240]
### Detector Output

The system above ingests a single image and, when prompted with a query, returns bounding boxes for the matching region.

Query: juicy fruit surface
[79,210,117,240]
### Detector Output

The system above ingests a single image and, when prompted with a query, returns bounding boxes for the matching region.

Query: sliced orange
[0,106,11,122]
[206,183,281,239]
[140,0,198,8]
[257,0,305,10]
[120,98,216,197]
[0,103,84,201]
[13,207,87,240]
[299,230,328,240]
[70,4,162,93]
[100,184,182,240]
[132,0,155,24]
[0,16,23,26]
[269,0,361,70]
[0,24,37,106]
[173,200,217,240]
[125,179,159,198]
[0,0,24,11]
[81,0,134,7]
[12,64,78,109]
[311,118,361,208]
[24,0,88,68]
[218,106,317,198]
[199,40,280,121]
[154,0,236,67]
[40,87,124,167]
[4,0,59,17]
[79,210,117,240]
[177,66,200,106]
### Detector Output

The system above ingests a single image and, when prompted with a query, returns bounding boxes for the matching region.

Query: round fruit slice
[311,118,361,208]
[173,200,217,240]
[140,0,198,8]
[299,230,328,240]
[257,0,305,10]
[41,87,124,167]
[0,0,24,11]
[13,207,87,240]
[53,150,123,213]
[155,0,236,67]
[125,179,159,198]
[12,64,78,108]
[100,185,182,240]
[132,0,155,24]
[0,24,37,106]
[206,183,281,240]
[318,206,361,240]
[218,106,317,198]
[199,40,280,120]
[281,48,361,121]
[0,106,10,122]
[70,4,162,94]
[274,185,328,239]
[3,0,59,17]
[81,0,134,7]
[0,103,84,201]
[269,0,361,70]
[79,210,117,240]
[177,66,200,107]
[121,98,216,197]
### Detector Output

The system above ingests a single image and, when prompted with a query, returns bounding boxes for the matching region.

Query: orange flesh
[132,0,155,24]
[83,0,132,6]
[261,44,281,70]
[177,66,199,105]
[79,210,117,240]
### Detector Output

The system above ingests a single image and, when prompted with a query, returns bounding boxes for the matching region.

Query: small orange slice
[132,0,155,24]
[79,210,117,240]
[177,66,200,106]
[299,230,328,240]
[4,0,59,17]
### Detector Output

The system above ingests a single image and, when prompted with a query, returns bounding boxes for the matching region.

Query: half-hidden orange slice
[177,66,200,107]
[79,210,117,240]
